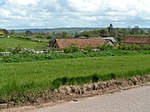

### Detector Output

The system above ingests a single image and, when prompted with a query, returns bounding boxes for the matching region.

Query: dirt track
[30,86,150,112]
[3,85,150,112]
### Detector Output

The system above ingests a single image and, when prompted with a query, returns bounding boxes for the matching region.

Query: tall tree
[130,26,141,34]
[108,24,115,37]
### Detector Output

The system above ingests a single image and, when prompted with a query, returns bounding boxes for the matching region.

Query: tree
[10,30,15,35]
[99,29,110,37]
[147,28,150,37]
[61,32,68,38]
[131,26,141,34]
[74,32,80,38]
[25,30,32,36]
[116,29,126,43]
[109,24,113,29]
[108,24,115,37]
[47,34,54,39]
[81,31,90,38]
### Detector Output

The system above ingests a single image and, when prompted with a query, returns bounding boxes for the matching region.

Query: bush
[83,45,92,52]
[36,35,43,38]
[9,45,22,54]
[118,44,150,51]
[64,45,80,53]
[0,47,5,52]
[97,45,113,51]
[47,34,54,39]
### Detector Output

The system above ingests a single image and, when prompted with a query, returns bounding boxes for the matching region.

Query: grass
[0,36,47,50]
[0,52,150,103]
[0,54,150,91]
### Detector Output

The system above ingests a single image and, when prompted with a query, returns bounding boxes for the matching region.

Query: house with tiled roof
[123,36,150,45]
[49,38,106,50]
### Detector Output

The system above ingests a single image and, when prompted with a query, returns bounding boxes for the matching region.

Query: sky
[0,0,150,29]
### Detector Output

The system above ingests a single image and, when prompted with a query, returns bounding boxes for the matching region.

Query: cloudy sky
[0,0,150,29]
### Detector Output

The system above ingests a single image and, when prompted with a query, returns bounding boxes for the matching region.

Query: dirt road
[28,86,150,112]
[2,86,150,112]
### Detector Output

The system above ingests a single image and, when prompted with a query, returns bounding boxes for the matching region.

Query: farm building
[0,29,9,38]
[101,37,117,46]
[101,37,117,42]
[123,36,150,45]
[49,38,106,50]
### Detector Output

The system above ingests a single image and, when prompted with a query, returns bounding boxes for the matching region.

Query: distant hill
[11,27,102,33]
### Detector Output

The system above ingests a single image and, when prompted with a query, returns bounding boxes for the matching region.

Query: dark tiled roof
[123,36,150,44]
[56,38,105,49]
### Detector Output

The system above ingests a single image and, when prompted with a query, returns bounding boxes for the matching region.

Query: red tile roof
[56,38,105,49]
[123,36,150,44]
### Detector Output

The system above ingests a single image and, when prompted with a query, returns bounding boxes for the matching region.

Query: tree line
[4,24,150,42]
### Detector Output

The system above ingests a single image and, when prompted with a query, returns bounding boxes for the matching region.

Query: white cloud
[0,0,150,29]
[5,0,38,6]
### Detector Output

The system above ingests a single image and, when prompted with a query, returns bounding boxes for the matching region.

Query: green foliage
[97,45,113,51]
[64,45,80,53]
[11,45,22,54]
[99,29,110,37]
[25,30,32,36]
[0,47,5,52]
[0,55,150,103]
[83,45,92,52]
[1,49,150,63]
[36,35,43,38]
[118,44,150,50]
[51,73,117,89]
[47,34,54,39]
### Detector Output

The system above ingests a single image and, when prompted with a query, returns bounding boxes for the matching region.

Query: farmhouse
[0,29,9,38]
[49,38,106,49]
[123,36,150,45]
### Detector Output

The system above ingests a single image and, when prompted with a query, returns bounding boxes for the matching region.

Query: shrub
[64,45,80,53]
[118,44,150,51]
[97,45,113,51]
[83,45,92,52]
[9,45,22,54]
[0,47,5,52]
[36,35,43,38]
[47,34,54,39]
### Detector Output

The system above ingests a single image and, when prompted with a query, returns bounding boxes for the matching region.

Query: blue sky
[0,0,4,4]
[0,0,150,29]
